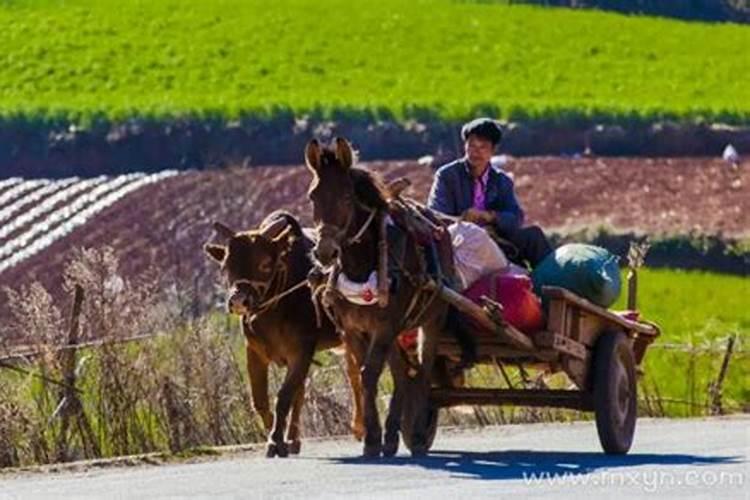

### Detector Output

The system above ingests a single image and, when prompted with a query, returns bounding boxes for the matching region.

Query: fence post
[709,335,737,416]
[55,285,99,461]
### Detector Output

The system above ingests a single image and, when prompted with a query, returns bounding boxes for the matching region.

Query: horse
[204,210,364,457]
[305,138,468,457]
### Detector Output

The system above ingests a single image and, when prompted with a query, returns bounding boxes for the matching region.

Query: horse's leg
[383,347,407,457]
[343,335,365,441]
[245,343,273,432]
[361,336,390,458]
[267,348,313,458]
[285,386,305,455]
[407,319,442,457]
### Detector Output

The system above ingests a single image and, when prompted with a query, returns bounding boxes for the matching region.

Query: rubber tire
[401,403,439,454]
[592,330,637,455]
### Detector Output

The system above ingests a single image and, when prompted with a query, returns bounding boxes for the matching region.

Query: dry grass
[0,246,743,468]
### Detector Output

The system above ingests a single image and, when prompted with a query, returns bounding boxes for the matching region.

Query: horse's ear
[213,221,235,240]
[260,217,288,239]
[305,139,322,172]
[387,177,411,199]
[204,243,227,263]
[334,137,353,169]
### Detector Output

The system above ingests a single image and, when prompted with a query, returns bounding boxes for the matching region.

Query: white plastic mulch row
[0,170,179,274]
[0,179,49,210]
[0,177,24,191]
[0,177,82,228]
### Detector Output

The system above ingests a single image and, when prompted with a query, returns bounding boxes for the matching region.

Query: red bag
[463,272,545,335]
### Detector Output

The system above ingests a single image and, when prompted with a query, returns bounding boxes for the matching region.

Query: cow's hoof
[382,439,399,457]
[363,443,382,458]
[351,422,366,442]
[266,441,289,458]
[288,440,301,455]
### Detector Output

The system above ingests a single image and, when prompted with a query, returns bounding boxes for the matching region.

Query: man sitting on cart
[427,117,552,268]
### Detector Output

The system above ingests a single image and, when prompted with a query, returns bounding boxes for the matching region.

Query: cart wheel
[402,403,439,455]
[592,330,637,455]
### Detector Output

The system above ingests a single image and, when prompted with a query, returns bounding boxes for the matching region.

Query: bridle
[231,243,306,317]
[315,201,378,261]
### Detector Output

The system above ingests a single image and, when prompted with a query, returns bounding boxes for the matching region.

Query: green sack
[531,243,621,309]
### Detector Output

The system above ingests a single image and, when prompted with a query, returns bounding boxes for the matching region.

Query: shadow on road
[330,450,744,481]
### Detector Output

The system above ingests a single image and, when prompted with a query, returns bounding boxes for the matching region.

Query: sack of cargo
[449,221,508,290]
[463,271,544,335]
[531,243,621,309]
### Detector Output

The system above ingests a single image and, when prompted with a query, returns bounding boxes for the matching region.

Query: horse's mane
[350,167,389,211]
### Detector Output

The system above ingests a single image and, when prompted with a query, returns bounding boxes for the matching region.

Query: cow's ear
[204,244,226,263]
[213,222,235,240]
[334,137,353,169]
[305,139,322,172]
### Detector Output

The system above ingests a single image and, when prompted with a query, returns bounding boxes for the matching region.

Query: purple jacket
[427,159,524,235]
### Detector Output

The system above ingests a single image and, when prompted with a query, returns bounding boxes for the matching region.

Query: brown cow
[204,210,364,457]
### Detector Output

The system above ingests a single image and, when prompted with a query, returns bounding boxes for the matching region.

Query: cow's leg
[267,348,313,458]
[361,336,390,458]
[285,386,305,455]
[343,335,365,441]
[245,344,273,432]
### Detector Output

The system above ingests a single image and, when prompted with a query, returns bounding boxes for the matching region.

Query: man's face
[464,135,494,175]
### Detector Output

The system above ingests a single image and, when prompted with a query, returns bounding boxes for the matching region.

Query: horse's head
[305,137,358,267]
[204,218,295,315]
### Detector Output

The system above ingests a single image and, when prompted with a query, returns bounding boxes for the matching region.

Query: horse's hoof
[288,440,301,455]
[409,442,428,457]
[382,439,399,457]
[265,443,277,458]
[363,443,382,458]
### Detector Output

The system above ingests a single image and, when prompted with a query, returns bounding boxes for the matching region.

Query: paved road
[1,417,747,499]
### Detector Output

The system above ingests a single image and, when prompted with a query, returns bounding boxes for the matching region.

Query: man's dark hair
[461,118,503,145]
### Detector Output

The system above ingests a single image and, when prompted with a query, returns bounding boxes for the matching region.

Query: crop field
[0,0,749,123]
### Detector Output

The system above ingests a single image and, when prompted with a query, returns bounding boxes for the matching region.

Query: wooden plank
[542,286,660,337]
[533,331,588,360]
[425,280,535,351]
[430,387,592,411]
[438,339,558,362]
[546,298,567,336]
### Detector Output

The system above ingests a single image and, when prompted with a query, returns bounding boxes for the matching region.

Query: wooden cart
[412,251,661,455]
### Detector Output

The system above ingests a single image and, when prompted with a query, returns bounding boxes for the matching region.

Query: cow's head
[204,219,295,315]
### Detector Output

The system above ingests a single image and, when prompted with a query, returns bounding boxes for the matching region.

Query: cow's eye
[258,257,273,274]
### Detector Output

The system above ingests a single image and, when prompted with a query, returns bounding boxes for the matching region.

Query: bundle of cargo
[531,243,622,309]
[448,221,544,336]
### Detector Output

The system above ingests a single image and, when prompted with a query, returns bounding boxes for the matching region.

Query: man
[427,117,552,268]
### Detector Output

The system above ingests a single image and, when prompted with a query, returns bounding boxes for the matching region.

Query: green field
[0,0,748,123]
[613,268,749,412]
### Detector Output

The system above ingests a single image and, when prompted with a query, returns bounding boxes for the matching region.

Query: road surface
[1,416,747,499]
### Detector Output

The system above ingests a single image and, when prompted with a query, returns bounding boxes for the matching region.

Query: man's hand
[462,208,495,225]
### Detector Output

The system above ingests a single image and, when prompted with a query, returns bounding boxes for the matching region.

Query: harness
[235,241,307,319]
[310,198,447,338]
